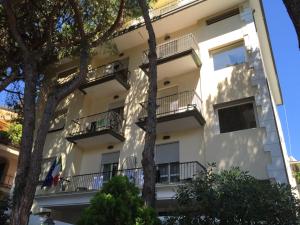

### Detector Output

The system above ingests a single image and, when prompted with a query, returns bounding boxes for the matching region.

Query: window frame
[215,98,259,134]
[210,41,248,71]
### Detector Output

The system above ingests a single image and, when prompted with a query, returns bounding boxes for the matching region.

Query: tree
[0,1,126,224]
[137,0,158,208]
[0,193,11,225]
[164,167,300,225]
[77,176,160,225]
[283,0,300,48]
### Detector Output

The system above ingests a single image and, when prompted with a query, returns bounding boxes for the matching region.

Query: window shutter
[101,152,120,164]
[155,142,179,164]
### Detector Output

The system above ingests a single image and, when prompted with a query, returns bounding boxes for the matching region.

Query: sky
[0,0,299,158]
[262,0,300,160]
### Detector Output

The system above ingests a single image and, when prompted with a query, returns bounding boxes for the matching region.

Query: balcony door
[157,86,178,116]
[101,151,120,183]
[155,142,180,183]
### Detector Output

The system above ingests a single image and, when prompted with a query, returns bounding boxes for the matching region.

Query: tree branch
[68,0,86,39]
[90,0,125,48]
[0,71,18,92]
[2,0,29,54]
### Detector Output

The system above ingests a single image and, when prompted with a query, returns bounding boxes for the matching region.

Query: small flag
[41,158,57,189]
[52,157,62,186]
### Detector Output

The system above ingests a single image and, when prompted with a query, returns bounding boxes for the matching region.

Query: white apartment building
[32,0,296,224]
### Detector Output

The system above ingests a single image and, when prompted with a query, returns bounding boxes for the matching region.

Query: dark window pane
[158,164,169,183]
[170,163,180,182]
[218,103,256,133]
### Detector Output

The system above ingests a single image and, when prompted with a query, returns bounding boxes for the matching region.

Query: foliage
[7,123,22,146]
[77,176,160,225]
[0,193,11,225]
[164,167,300,225]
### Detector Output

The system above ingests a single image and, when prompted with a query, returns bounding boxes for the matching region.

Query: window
[206,8,240,25]
[155,142,180,183]
[49,108,68,132]
[101,152,120,182]
[212,42,247,70]
[217,101,257,133]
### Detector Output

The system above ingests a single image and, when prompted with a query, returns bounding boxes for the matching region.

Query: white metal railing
[36,161,206,196]
[142,33,199,64]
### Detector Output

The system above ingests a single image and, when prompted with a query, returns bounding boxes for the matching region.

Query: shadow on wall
[203,48,272,179]
[120,53,149,169]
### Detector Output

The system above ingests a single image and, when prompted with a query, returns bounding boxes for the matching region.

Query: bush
[164,167,300,225]
[77,176,160,225]
[7,123,22,146]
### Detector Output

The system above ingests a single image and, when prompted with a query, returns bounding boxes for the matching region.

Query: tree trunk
[137,0,158,208]
[10,45,90,225]
[283,0,300,48]
[11,56,37,225]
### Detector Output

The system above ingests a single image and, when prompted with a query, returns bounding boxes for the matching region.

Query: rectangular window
[218,102,257,133]
[212,42,247,70]
[101,152,120,182]
[155,142,180,183]
[49,108,68,132]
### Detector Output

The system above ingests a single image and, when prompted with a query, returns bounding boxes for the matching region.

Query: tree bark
[283,0,300,48]
[2,0,124,223]
[137,0,158,208]
[10,43,90,225]
[11,56,38,225]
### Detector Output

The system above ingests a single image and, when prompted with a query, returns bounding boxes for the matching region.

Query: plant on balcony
[7,123,22,146]
[77,176,160,225]
[163,167,300,225]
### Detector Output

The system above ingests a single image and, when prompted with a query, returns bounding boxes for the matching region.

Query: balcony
[36,161,205,197]
[79,60,130,97]
[113,0,244,51]
[136,91,205,133]
[140,34,201,79]
[0,175,14,192]
[66,111,125,149]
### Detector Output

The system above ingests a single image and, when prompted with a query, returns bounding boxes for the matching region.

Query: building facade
[32,0,296,224]
[0,108,18,196]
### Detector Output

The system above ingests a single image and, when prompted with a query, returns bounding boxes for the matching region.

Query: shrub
[77,176,160,225]
[164,167,300,225]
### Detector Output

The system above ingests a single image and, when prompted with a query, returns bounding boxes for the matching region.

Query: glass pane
[157,164,169,183]
[102,164,112,182]
[218,102,256,133]
[170,163,180,182]
[213,45,246,70]
[111,163,119,177]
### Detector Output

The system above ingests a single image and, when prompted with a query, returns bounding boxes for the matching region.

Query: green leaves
[166,167,300,225]
[77,176,160,225]
[7,123,22,146]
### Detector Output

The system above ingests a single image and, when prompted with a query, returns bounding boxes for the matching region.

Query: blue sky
[0,0,299,159]
[263,0,300,160]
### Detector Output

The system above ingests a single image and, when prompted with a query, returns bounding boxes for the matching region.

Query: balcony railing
[142,33,199,64]
[124,0,203,30]
[138,91,202,119]
[0,175,14,189]
[36,161,205,196]
[83,60,129,87]
[69,110,123,138]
